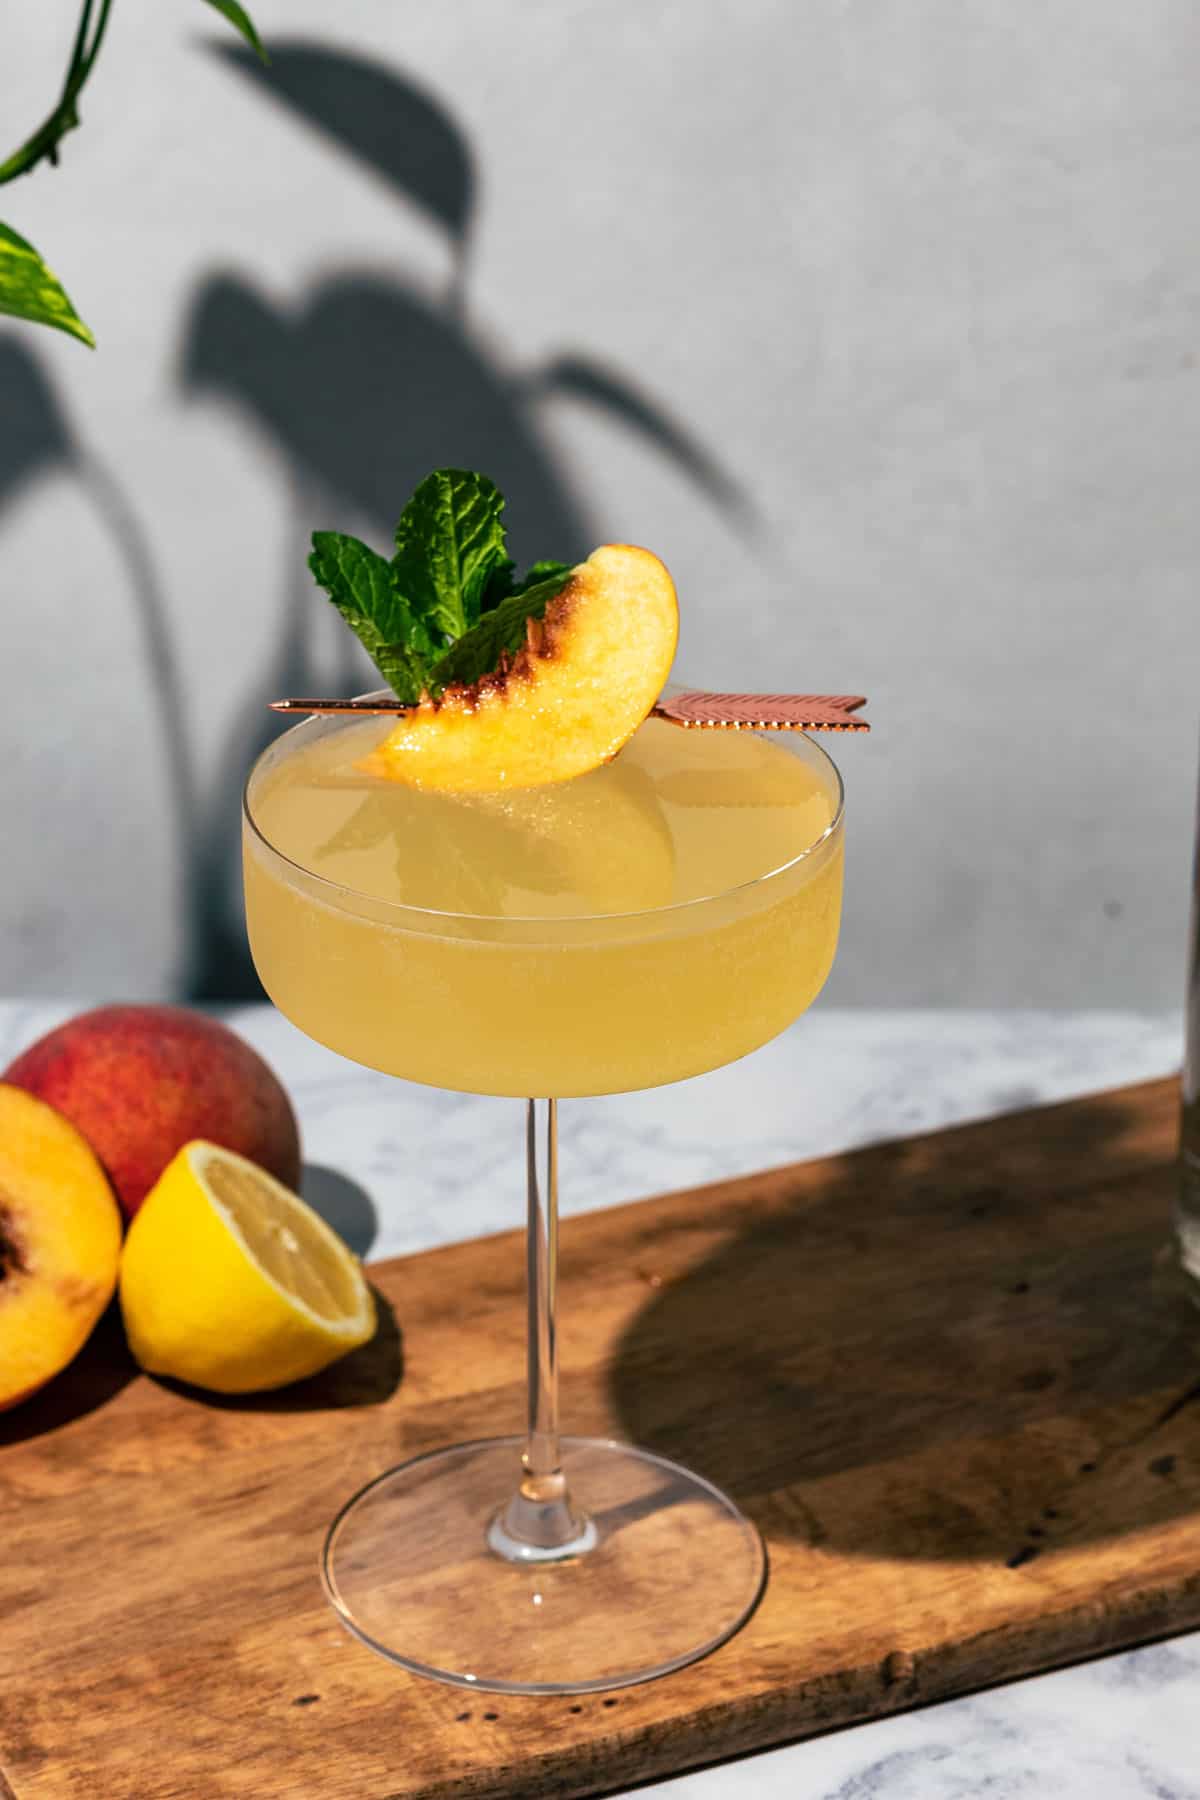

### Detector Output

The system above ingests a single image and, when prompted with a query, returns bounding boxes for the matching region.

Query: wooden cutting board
[3,1078,1200,1800]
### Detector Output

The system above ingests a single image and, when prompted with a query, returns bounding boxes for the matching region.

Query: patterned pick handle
[653,692,869,732]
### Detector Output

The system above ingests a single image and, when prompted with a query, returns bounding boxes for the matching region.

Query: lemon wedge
[119,1140,375,1393]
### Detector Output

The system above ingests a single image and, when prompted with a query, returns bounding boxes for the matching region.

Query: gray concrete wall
[2,0,1198,1007]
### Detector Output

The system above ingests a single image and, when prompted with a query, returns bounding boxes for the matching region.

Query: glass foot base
[322,1435,766,1694]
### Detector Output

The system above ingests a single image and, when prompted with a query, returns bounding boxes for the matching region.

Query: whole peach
[3,1006,301,1221]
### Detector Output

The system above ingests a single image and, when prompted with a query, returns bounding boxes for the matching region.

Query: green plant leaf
[392,469,510,640]
[201,0,269,63]
[0,222,94,346]
[309,531,435,704]
[428,570,573,694]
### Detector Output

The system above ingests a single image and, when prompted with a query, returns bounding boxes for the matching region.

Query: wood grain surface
[2,1078,1199,1799]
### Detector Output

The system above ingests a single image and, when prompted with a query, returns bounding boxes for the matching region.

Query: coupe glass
[243,703,844,1694]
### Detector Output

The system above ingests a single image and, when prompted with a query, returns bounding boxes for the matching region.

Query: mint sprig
[428,572,571,692]
[308,469,573,704]
[392,469,508,640]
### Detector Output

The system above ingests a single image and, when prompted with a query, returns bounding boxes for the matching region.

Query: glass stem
[524,1094,561,1480]
[487,1098,596,1561]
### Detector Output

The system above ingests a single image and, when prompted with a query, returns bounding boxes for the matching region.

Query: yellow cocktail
[244,711,843,1097]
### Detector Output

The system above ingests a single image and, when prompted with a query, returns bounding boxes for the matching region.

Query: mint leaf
[478,557,570,614]
[516,560,572,592]
[0,223,94,346]
[428,570,573,694]
[202,0,269,63]
[392,469,509,640]
[309,531,435,704]
[373,642,434,705]
[479,558,517,612]
[309,473,572,704]
[310,530,435,647]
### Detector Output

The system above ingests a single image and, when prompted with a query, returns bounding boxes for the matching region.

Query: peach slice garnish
[359,545,679,793]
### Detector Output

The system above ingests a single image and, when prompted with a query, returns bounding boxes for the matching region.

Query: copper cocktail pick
[269,691,870,732]
[652,692,868,732]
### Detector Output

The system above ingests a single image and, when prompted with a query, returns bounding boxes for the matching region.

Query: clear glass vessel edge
[242,690,845,933]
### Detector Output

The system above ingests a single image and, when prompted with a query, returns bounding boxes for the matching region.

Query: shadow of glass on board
[176,40,758,1001]
[608,1092,1200,1565]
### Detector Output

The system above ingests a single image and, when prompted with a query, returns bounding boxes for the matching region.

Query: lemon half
[119,1140,375,1393]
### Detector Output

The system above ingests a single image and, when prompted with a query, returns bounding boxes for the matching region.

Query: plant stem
[0,0,116,189]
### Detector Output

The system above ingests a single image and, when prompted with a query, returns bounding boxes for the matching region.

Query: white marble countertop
[3,1002,1196,1798]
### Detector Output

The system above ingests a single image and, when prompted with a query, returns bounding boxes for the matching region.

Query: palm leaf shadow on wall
[0,338,197,985]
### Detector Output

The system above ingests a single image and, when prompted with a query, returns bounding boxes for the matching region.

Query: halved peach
[0,1084,123,1411]
[360,544,678,792]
